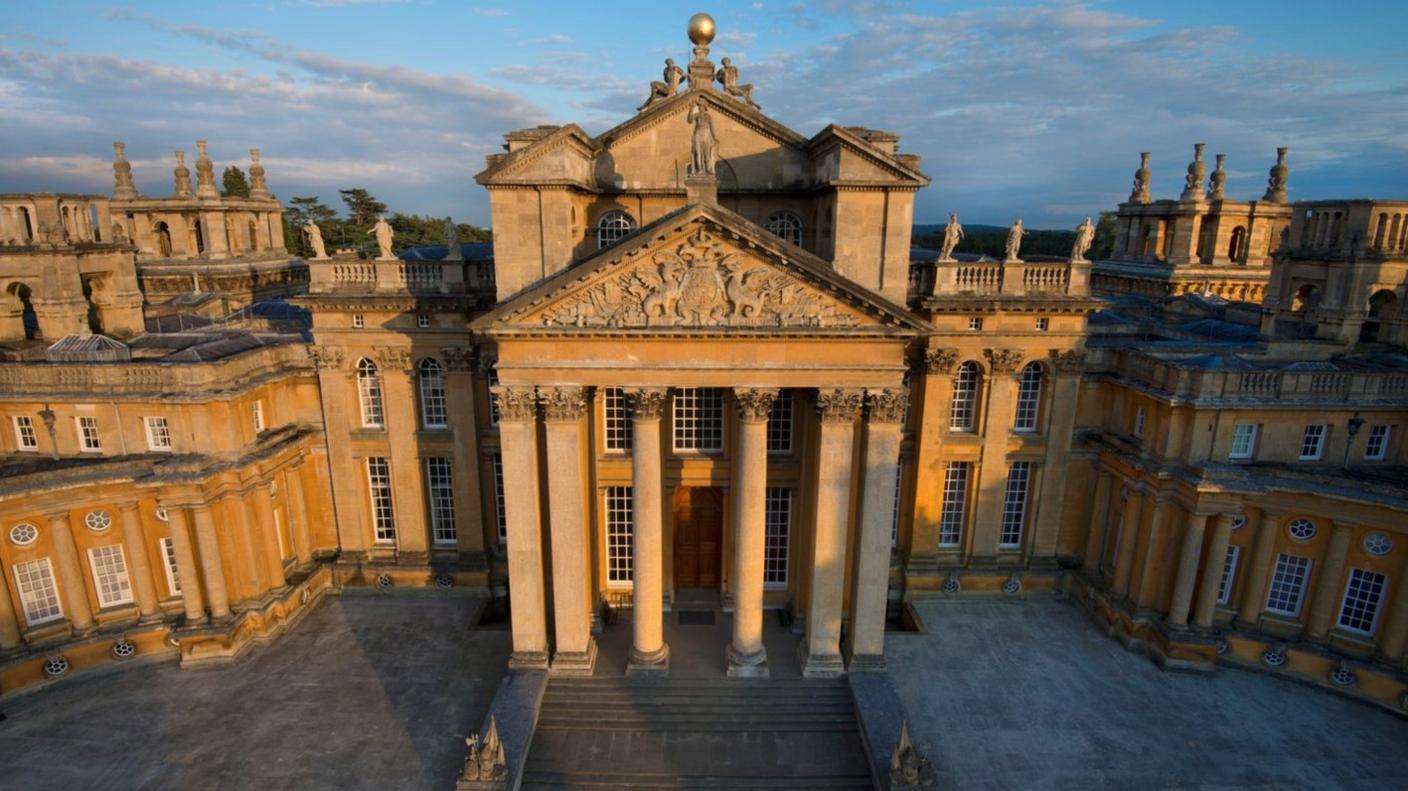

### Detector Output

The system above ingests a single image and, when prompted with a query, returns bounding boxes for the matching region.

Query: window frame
[418,358,449,429]
[1013,363,1043,433]
[366,457,396,543]
[144,416,172,451]
[357,358,385,429]
[949,361,981,432]
[764,487,791,588]
[1132,405,1146,439]
[76,415,101,452]
[252,401,266,434]
[1364,424,1390,461]
[605,486,634,587]
[14,557,64,626]
[1229,423,1258,460]
[425,457,456,545]
[87,544,134,609]
[1299,424,1327,461]
[764,211,803,247]
[998,462,1032,549]
[1265,553,1312,617]
[13,415,38,451]
[1216,545,1240,605]
[671,387,724,454]
[596,210,637,249]
[603,387,632,454]
[1337,568,1387,636]
[159,536,181,596]
[766,389,793,455]
[492,452,507,543]
[938,461,970,548]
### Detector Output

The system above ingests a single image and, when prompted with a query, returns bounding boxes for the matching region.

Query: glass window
[1229,423,1258,460]
[352,313,365,328]
[999,462,1032,548]
[144,416,172,451]
[764,488,791,586]
[418,359,448,428]
[13,415,38,451]
[672,388,723,453]
[357,358,384,429]
[85,510,112,532]
[10,523,38,546]
[76,415,101,451]
[1364,424,1390,460]
[367,457,395,543]
[1337,568,1387,635]
[485,361,500,425]
[417,314,430,329]
[88,544,134,608]
[1265,553,1312,616]
[1287,518,1316,541]
[968,317,983,331]
[950,362,981,431]
[252,401,266,433]
[605,486,633,585]
[767,390,793,454]
[1014,363,1043,432]
[492,452,507,543]
[891,459,903,546]
[1299,424,1327,460]
[765,212,803,246]
[160,537,181,596]
[939,462,969,548]
[425,458,455,544]
[1035,317,1049,331]
[596,210,636,249]
[603,387,632,453]
[14,558,63,626]
[1217,545,1240,604]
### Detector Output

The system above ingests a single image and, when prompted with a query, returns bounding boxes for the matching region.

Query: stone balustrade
[308,256,493,295]
[0,342,313,397]
[910,258,1089,299]
[1097,348,1408,404]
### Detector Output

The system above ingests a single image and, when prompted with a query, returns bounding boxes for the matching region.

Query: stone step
[541,692,853,708]
[520,770,874,790]
[536,717,858,733]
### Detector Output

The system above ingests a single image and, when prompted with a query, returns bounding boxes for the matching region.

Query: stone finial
[1207,153,1227,201]
[459,715,507,783]
[112,141,137,199]
[889,720,936,788]
[194,140,217,198]
[1180,143,1206,201]
[1263,147,1289,203]
[686,13,717,89]
[248,148,270,198]
[173,150,192,198]
[1129,152,1151,204]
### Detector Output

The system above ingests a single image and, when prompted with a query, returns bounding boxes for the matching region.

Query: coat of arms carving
[538,228,860,329]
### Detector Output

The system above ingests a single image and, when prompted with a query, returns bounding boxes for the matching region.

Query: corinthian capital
[539,386,587,422]
[374,345,411,372]
[440,346,475,373]
[491,385,537,423]
[866,388,908,424]
[1049,349,1086,373]
[817,388,864,423]
[734,388,778,423]
[627,388,668,420]
[984,348,1026,373]
[923,347,959,375]
[310,344,344,371]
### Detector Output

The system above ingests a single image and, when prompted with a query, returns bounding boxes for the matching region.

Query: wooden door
[673,486,724,589]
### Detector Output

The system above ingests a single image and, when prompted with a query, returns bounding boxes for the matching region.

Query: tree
[1089,211,1118,260]
[221,166,251,198]
[339,188,387,226]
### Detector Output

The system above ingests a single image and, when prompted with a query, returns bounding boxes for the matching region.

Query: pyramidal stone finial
[248,147,270,199]
[1180,143,1206,201]
[194,139,217,198]
[173,150,191,198]
[112,141,136,199]
[1207,153,1227,201]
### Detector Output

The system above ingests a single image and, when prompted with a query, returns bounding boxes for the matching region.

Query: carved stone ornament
[1049,349,1086,373]
[537,227,860,329]
[866,389,908,424]
[491,386,537,423]
[984,348,1026,373]
[817,389,864,423]
[441,346,476,373]
[539,386,587,422]
[889,720,936,788]
[459,715,507,783]
[923,348,959,375]
[374,346,411,371]
[734,388,778,423]
[309,345,344,371]
[626,388,668,420]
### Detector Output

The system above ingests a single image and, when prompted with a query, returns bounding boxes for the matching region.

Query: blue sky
[2,1,1406,228]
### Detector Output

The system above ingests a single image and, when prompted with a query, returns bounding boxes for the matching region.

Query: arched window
[1227,226,1246,262]
[1373,213,1388,249]
[153,221,173,257]
[418,358,447,428]
[949,361,981,431]
[1290,283,1319,314]
[596,210,636,249]
[765,211,803,247]
[357,358,384,428]
[1014,362,1043,432]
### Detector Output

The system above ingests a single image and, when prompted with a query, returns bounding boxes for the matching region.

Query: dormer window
[765,212,803,247]
[597,211,636,249]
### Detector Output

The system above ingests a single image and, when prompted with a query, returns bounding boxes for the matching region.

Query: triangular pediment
[478,204,926,335]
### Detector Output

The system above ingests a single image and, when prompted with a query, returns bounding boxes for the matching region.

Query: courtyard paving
[1,591,1405,789]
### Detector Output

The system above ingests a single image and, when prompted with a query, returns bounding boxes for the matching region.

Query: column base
[725,643,769,678]
[508,649,550,670]
[137,611,165,625]
[845,652,886,674]
[799,644,846,678]
[550,639,598,676]
[626,643,670,677]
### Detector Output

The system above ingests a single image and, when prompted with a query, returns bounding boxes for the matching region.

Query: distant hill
[913,223,1005,236]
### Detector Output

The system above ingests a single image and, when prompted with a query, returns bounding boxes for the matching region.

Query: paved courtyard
[2,592,1405,789]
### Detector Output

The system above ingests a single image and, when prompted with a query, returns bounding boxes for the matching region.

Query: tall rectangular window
[419,361,448,429]
[603,387,632,453]
[1364,425,1390,460]
[252,401,266,433]
[1265,554,1312,616]
[999,462,1031,549]
[672,388,723,452]
[605,486,633,585]
[1229,423,1258,460]
[14,558,63,626]
[1299,424,1327,460]
[891,459,903,546]
[13,415,38,451]
[1133,405,1146,439]
[160,537,182,596]
[1338,568,1387,635]
[492,452,507,543]
[485,362,500,425]
[76,415,101,452]
[938,462,970,548]
[366,457,396,543]
[1217,545,1240,605]
[88,545,134,608]
[767,390,793,454]
[425,458,456,544]
[144,416,172,451]
[764,487,791,586]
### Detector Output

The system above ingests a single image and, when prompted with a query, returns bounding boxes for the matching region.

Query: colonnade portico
[490,382,905,677]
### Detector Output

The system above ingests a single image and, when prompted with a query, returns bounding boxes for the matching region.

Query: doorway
[672,486,723,591]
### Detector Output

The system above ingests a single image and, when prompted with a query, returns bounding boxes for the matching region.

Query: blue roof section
[400,242,493,261]
[1175,319,1259,341]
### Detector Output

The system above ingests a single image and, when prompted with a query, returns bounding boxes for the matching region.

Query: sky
[1,0,1406,229]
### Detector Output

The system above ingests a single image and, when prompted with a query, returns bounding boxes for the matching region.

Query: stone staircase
[520,677,874,790]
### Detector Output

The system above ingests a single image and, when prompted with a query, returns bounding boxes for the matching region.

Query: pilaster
[908,348,957,573]
[1166,513,1209,628]
[1305,522,1353,641]
[846,389,904,673]
[493,386,550,669]
[190,503,232,621]
[47,511,95,634]
[803,388,861,677]
[162,505,207,623]
[970,349,1022,561]
[118,502,161,621]
[1235,510,1281,630]
[1110,488,1145,597]
[376,346,428,561]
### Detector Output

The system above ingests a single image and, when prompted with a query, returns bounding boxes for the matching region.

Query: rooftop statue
[937,213,963,262]
[1129,152,1151,204]
[1180,143,1206,201]
[1071,216,1095,263]
[639,59,686,111]
[1264,147,1289,203]
[444,216,462,261]
[687,101,718,177]
[1004,219,1028,263]
[304,220,328,260]
[371,216,395,260]
[112,141,136,199]
[715,57,759,109]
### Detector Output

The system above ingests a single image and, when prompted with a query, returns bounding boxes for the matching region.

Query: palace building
[1,14,1406,739]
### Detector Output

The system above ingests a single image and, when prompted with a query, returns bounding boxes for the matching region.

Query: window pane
[950,362,980,431]
[1337,568,1386,634]
[1217,545,1239,604]
[161,537,182,596]
[14,558,63,625]
[764,488,791,586]
[1265,554,1311,615]
[1014,364,1042,431]
[1299,424,1325,460]
[88,545,134,608]
[672,388,723,452]
[367,457,396,542]
[419,360,448,428]
[939,462,969,547]
[425,458,456,544]
[999,462,1031,548]
[1229,424,1257,459]
[767,390,793,453]
[14,416,38,450]
[358,359,384,428]
[606,486,633,584]
[604,387,632,453]
[492,452,507,543]
[1364,425,1390,460]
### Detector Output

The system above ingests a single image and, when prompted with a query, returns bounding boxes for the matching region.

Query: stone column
[1193,513,1236,629]
[285,463,315,566]
[1083,471,1114,572]
[190,503,232,620]
[1305,522,1353,640]
[1134,498,1177,609]
[1110,488,1145,597]
[0,555,23,650]
[251,482,287,591]
[803,388,862,677]
[118,502,161,621]
[224,494,264,604]
[541,386,597,675]
[47,512,94,633]
[627,388,669,676]
[847,389,905,673]
[728,387,776,678]
[493,386,549,669]
[164,506,206,622]
[1235,510,1281,629]
[1375,557,1408,663]
[1166,513,1209,628]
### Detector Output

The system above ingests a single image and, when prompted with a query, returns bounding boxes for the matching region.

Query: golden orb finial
[688,13,716,46]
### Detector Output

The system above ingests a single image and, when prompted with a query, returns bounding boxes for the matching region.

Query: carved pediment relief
[511,226,871,330]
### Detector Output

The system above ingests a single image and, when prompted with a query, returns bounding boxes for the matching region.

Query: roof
[45,334,131,362]
[400,242,494,262]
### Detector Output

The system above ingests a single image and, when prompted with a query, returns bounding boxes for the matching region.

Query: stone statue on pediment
[304,220,328,259]
[371,216,395,260]
[687,102,717,177]
[639,58,686,111]
[443,216,462,261]
[937,213,963,262]
[1071,216,1095,263]
[715,57,759,109]
[1004,219,1028,263]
